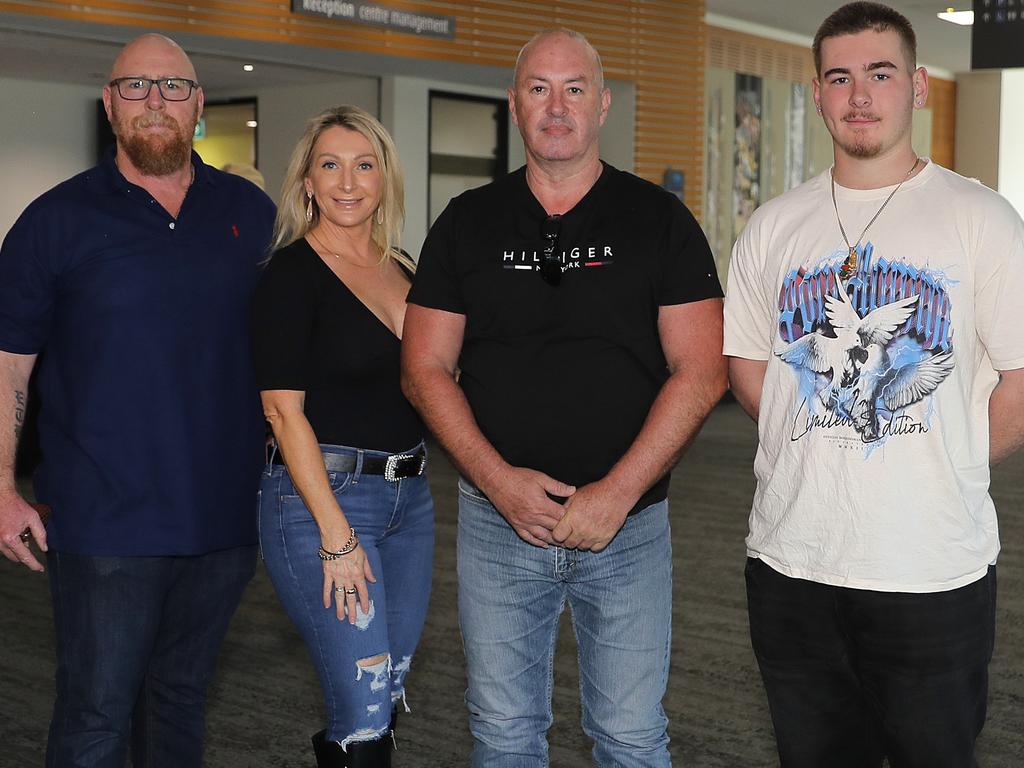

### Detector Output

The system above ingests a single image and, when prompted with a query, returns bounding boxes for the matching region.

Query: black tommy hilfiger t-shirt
[409,162,722,512]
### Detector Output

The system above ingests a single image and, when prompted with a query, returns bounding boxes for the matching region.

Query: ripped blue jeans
[258,443,434,748]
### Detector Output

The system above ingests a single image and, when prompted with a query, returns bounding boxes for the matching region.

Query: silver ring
[344,587,358,595]
[334,586,346,593]
[19,531,30,544]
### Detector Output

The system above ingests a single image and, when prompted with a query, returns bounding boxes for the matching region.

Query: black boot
[311,730,392,767]
[312,730,347,766]
[346,736,392,767]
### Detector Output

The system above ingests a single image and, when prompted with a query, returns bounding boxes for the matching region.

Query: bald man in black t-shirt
[402,28,726,767]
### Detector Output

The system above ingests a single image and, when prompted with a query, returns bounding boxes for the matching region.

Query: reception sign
[292,0,455,39]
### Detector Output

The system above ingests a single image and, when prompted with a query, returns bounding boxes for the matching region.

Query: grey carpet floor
[1,402,1021,766]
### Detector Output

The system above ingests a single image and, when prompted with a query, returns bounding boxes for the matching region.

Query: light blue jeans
[457,480,673,768]
[259,443,434,748]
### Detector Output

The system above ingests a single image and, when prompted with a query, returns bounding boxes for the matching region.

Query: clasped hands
[483,467,634,552]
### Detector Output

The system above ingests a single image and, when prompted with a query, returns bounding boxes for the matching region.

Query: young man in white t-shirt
[724,3,1024,766]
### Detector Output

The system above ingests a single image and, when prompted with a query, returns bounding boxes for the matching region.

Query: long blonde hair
[272,105,412,271]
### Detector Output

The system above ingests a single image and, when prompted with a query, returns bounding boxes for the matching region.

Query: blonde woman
[251,106,432,767]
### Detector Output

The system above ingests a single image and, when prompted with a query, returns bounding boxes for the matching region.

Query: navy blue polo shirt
[0,150,275,556]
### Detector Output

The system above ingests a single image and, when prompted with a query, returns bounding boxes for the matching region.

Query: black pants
[745,557,995,768]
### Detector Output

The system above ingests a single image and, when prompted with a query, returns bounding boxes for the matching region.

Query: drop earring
[305,194,314,223]
[376,206,383,225]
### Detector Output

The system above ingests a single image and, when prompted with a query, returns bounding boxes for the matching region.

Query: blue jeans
[45,546,256,768]
[746,558,996,768]
[259,443,434,748]
[457,480,673,768]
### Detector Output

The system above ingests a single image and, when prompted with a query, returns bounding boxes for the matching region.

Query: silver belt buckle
[384,453,425,482]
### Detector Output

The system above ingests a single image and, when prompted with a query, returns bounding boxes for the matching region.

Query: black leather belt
[272,449,426,481]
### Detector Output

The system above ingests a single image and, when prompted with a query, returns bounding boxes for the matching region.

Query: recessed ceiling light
[243,64,254,72]
[246,120,258,128]
[937,9,974,25]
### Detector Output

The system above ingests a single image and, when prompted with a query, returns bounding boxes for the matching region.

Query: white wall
[601,80,636,175]
[0,77,98,240]
[955,69,1024,218]
[216,76,379,203]
[381,74,635,259]
[998,69,1024,218]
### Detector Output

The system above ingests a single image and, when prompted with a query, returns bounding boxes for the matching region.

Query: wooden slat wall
[707,24,957,170]
[928,77,955,170]
[708,25,813,83]
[0,0,707,215]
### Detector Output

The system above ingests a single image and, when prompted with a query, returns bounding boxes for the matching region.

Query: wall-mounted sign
[292,0,455,40]
[972,0,1024,70]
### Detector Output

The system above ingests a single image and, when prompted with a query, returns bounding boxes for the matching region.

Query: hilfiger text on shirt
[501,245,615,273]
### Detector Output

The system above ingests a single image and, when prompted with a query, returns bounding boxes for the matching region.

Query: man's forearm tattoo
[14,390,25,441]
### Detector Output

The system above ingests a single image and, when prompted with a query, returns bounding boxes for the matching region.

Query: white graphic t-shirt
[724,161,1024,592]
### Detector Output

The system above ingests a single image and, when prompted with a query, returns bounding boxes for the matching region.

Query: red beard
[112,102,197,176]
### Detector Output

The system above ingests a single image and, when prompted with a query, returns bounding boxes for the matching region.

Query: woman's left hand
[322,546,376,624]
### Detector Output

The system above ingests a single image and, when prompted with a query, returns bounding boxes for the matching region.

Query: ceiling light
[246,120,258,128]
[242,64,254,72]
[937,9,973,25]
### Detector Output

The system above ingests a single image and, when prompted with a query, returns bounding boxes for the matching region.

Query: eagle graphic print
[775,242,955,446]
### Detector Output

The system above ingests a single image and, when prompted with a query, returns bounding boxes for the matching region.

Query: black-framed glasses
[109,77,200,102]
[540,214,563,286]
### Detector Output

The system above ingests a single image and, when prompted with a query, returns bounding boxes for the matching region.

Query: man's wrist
[597,472,644,511]
[472,456,510,497]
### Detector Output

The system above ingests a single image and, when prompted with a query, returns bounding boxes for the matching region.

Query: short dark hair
[812,2,916,75]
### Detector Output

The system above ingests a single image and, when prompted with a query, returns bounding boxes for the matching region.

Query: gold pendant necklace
[308,230,378,268]
[831,157,920,281]
[308,230,340,259]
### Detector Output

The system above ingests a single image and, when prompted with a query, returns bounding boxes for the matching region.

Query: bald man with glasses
[0,34,274,766]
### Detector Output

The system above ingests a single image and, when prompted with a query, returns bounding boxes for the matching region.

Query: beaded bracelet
[318,528,359,560]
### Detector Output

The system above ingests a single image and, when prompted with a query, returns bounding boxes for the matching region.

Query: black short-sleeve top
[407,162,722,512]
[251,238,424,453]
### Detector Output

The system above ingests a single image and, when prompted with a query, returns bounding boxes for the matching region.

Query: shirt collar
[88,146,215,194]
